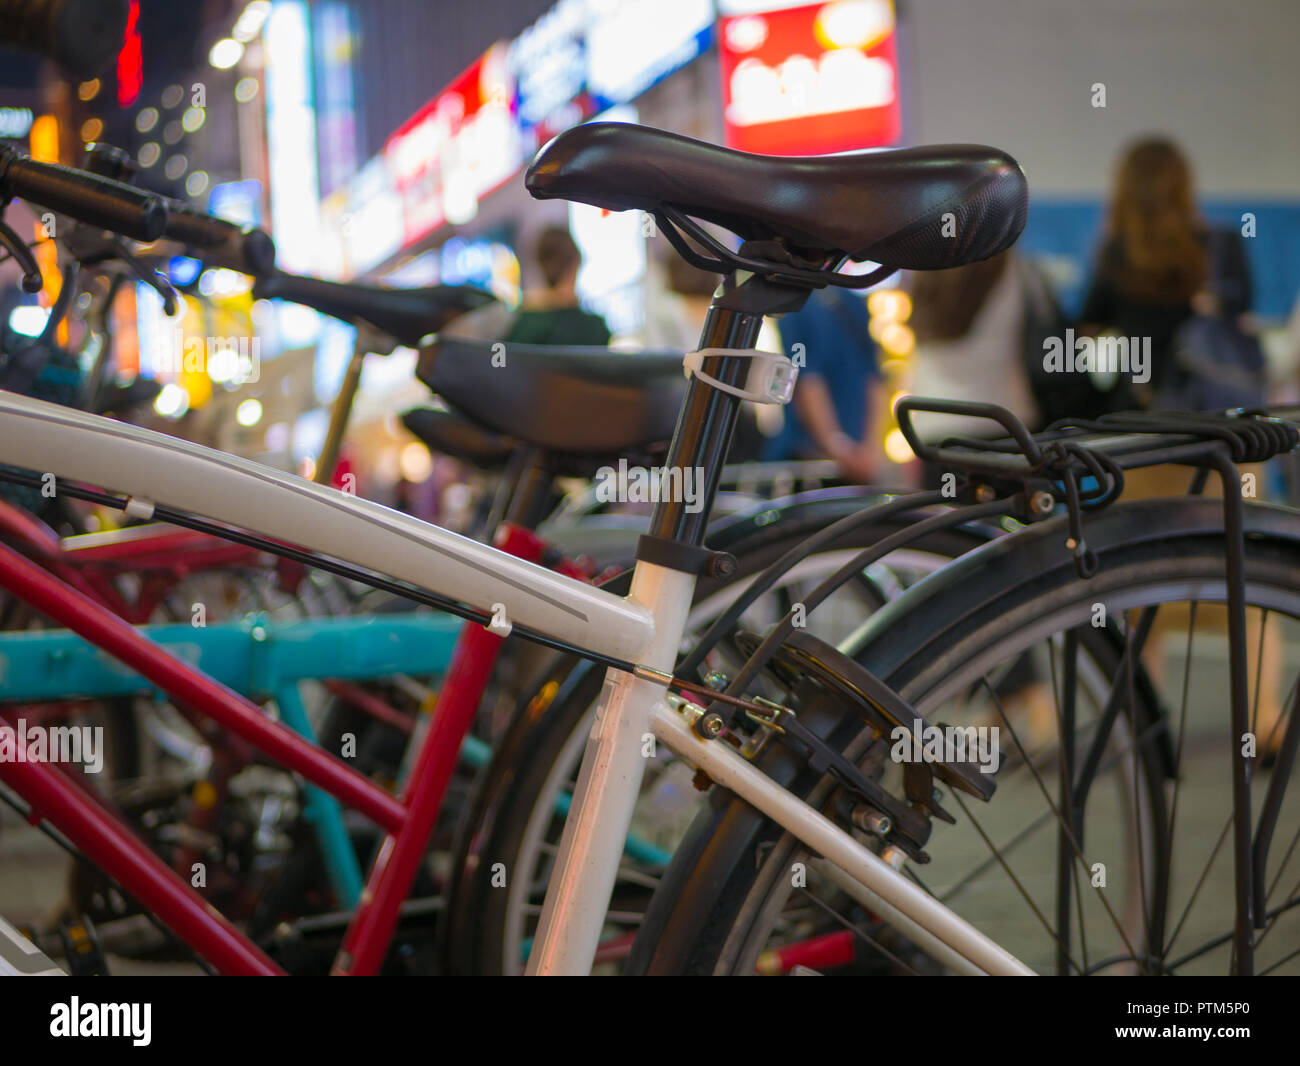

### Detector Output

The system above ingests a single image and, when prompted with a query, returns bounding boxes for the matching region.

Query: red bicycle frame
[0,519,570,975]
[0,499,265,623]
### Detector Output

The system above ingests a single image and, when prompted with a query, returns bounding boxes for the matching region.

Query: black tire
[629,498,1300,975]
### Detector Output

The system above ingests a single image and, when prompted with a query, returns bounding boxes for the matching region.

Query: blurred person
[763,286,888,483]
[641,256,700,350]
[908,250,1068,745]
[504,226,610,347]
[1078,136,1255,411]
[1081,139,1281,747]
[647,251,717,350]
[908,250,1047,444]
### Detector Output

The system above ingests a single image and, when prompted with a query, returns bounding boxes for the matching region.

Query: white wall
[902,0,1300,197]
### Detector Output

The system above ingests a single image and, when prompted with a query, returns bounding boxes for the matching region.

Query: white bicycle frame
[0,388,1034,975]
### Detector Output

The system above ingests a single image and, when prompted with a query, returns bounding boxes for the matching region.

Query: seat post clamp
[683,348,797,406]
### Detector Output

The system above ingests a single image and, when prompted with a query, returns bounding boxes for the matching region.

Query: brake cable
[0,208,42,292]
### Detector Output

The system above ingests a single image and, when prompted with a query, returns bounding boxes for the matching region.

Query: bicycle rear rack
[895,397,1300,973]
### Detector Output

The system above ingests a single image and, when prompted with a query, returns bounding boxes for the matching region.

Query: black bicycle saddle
[417,336,684,455]
[254,272,496,348]
[526,122,1027,272]
[400,406,516,469]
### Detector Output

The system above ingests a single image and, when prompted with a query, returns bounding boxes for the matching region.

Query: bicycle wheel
[440,512,1000,975]
[630,497,1300,975]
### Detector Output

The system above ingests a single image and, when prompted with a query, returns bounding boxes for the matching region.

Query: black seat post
[647,289,765,547]
[502,446,556,530]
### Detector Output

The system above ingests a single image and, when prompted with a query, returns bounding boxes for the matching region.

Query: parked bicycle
[0,119,1295,978]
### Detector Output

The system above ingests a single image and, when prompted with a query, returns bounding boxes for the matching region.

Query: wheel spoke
[950,790,1087,976]
[979,672,1146,971]
[1121,611,1153,961]
[793,883,922,976]
[1164,814,1232,956]
[1162,601,1199,944]
[1254,821,1300,950]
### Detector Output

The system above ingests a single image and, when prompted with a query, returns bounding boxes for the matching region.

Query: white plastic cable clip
[683,347,798,405]
[486,602,513,637]
[123,496,156,521]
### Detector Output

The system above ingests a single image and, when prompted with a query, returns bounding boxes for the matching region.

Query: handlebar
[0,149,168,243]
[162,202,276,275]
[0,145,276,275]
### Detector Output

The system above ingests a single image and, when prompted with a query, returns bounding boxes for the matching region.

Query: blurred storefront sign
[386,45,520,247]
[718,0,901,154]
[116,0,142,108]
[313,1,359,197]
[339,155,404,275]
[587,0,714,110]
[509,0,590,149]
[265,0,326,345]
[568,105,646,337]
[322,0,717,275]
[265,0,324,274]
[570,197,646,337]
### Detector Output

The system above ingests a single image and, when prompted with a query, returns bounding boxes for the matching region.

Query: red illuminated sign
[719,0,901,155]
[116,0,142,108]
[385,45,519,244]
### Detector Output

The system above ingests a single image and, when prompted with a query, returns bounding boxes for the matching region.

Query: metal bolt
[852,806,892,837]
[1030,490,1055,516]
[975,484,996,502]
[704,672,729,691]
[696,713,725,739]
[880,845,908,870]
[709,552,737,578]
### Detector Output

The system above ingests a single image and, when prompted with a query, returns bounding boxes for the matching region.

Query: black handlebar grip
[163,203,276,276]
[2,154,168,242]
[0,0,130,79]
[82,143,138,184]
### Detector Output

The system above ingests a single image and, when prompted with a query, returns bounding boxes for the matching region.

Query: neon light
[117,1,142,108]
[264,0,323,342]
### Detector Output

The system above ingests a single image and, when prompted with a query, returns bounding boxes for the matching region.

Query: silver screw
[852,806,892,837]
[1030,490,1055,516]
[697,713,725,739]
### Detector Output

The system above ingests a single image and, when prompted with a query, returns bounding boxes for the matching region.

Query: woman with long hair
[1084,138,1279,748]
[1079,136,1250,408]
